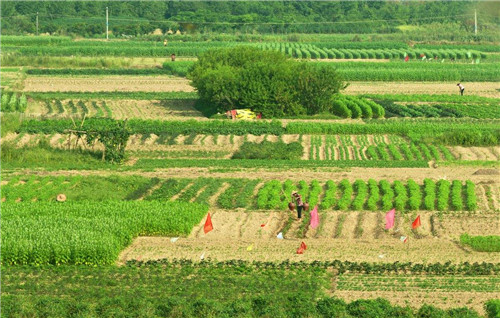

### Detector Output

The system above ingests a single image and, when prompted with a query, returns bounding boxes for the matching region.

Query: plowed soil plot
[344,81,500,98]
[119,211,500,264]
[23,76,195,92]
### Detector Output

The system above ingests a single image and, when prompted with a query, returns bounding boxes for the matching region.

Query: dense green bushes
[232,141,303,160]
[485,299,500,318]
[188,46,346,117]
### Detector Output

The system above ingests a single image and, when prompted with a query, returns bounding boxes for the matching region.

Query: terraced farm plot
[24,98,203,120]
[119,210,500,265]
[22,76,195,92]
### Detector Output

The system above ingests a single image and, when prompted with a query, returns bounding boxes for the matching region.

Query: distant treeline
[1,1,498,37]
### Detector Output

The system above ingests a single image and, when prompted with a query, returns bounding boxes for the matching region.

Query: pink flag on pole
[310,205,319,229]
[385,208,395,230]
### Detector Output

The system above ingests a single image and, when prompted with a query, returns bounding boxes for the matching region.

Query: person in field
[291,191,304,219]
[171,53,176,62]
[457,83,465,96]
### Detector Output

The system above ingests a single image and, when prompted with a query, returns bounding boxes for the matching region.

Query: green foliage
[485,299,500,318]
[2,201,208,265]
[232,141,303,160]
[460,234,500,252]
[189,46,345,117]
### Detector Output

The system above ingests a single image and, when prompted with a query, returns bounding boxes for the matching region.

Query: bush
[232,141,303,160]
[189,46,346,117]
[485,299,500,318]
[316,298,349,318]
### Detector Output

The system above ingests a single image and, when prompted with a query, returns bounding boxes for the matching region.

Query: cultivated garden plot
[2,3,500,316]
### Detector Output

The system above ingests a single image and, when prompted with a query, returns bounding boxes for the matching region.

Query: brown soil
[473,169,500,176]
[23,76,195,92]
[118,211,500,265]
[344,82,500,98]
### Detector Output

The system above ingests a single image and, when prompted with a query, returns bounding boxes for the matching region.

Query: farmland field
[1,1,500,317]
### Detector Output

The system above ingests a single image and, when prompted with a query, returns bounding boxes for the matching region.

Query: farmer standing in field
[457,83,465,96]
[291,191,304,219]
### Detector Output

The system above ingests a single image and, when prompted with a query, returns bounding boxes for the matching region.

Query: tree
[188,46,346,118]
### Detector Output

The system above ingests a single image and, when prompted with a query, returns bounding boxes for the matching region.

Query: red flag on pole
[385,208,395,229]
[204,213,213,234]
[412,215,421,229]
[297,241,307,254]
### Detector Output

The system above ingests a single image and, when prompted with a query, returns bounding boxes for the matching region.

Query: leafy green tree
[189,46,346,118]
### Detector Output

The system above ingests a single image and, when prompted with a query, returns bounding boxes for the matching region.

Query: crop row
[66,59,498,82]
[254,179,476,211]
[1,92,28,113]
[134,158,428,169]
[379,102,500,119]
[309,138,455,161]
[260,42,487,60]
[330,95,385,119]
[4,176,476,212]
[2,201,209,265]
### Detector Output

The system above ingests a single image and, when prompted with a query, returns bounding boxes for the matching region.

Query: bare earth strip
[345,82,500,98]
[23,76,195,92]
[118,212,499,265]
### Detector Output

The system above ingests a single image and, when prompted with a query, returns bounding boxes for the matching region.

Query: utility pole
[36,12,39,36]
[106,7,109,40]
[474,9,477,35]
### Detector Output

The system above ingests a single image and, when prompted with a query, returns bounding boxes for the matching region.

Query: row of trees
[2,1,497,36]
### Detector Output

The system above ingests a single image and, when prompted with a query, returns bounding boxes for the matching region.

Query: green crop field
[1,1,499,316]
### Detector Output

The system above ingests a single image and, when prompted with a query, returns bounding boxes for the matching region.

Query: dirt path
[23,76,195,92]
[118,211,499,265]
[345,81,500,98]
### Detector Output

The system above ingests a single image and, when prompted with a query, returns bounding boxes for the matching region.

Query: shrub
[232,141,303,160]
[316,298,348,318]
[485,299,500,318]
[189,47,346,118]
